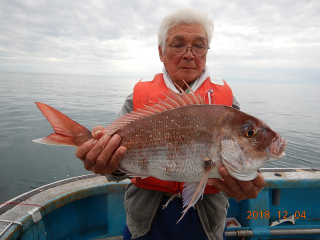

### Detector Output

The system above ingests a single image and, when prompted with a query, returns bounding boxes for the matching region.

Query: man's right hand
[75,126,127,174]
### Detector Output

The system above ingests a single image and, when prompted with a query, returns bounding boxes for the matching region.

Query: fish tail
[33,102,92,147]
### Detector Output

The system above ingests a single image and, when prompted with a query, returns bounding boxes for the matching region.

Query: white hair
[158,8,214,53]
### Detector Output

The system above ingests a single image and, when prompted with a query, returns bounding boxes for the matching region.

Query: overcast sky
[1,0,319,83]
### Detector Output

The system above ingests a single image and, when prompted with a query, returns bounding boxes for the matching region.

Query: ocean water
[0,72,319,204]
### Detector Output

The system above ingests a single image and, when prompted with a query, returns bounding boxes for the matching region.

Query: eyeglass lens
[171,44,208,56]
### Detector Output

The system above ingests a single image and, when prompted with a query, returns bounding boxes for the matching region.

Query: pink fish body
[33,86,286,222]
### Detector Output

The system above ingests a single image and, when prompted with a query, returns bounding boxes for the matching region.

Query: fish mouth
[268,136,287,159]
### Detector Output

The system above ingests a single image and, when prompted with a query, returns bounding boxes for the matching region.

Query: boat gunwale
[0,174,129,239]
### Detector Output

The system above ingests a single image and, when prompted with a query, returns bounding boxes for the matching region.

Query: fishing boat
[1,168,320,240]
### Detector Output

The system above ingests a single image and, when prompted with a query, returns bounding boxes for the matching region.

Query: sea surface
[0,72,319,204]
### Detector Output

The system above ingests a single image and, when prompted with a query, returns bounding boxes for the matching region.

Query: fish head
[220,110,287,180]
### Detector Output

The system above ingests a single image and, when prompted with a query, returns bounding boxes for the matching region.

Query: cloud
[0,0,319,83]
[0,0,169,75]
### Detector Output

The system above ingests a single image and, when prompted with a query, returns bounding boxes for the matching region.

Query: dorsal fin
[104,84,208,136]
[174,81,203,105]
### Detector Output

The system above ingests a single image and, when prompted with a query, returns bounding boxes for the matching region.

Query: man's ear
[158,45,163,62]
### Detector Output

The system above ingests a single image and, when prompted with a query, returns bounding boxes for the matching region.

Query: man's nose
[182,47,194,60]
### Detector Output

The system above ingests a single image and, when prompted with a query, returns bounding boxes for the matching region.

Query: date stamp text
[247,211,306,219]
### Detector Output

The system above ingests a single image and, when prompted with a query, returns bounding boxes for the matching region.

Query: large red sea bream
[33,85,287,221]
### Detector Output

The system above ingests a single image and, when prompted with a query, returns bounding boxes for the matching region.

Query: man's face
[159,24,208,88]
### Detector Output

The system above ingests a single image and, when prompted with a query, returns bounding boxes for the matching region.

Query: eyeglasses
[165,43,210,56]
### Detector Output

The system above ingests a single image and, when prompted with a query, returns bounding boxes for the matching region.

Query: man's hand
[75,126,127,174]
[207,167,265,200]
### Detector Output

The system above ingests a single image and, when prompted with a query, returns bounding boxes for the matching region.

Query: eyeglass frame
[164,43,210,56]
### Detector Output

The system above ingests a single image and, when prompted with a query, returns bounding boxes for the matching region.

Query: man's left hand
[206,167,266,200]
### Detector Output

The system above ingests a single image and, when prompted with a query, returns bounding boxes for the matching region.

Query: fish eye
[245,129,257,138]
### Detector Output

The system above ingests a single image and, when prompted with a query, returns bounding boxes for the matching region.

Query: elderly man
[76,8,265,240]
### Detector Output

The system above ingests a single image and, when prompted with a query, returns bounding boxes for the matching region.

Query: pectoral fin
[177,160,215,224]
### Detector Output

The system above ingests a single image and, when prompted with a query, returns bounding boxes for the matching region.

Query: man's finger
[85,134,113,166]
[207,178,228,191]
[237,180,254,194]
[251,173,266,188]
[91,134,122,173]
[219,167,242,193]
[100,146,127,174]
[92,125,104,139]
[75,139,95,160]
[208,178,241,199]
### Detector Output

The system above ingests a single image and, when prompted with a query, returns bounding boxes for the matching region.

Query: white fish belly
[120,143,222,182]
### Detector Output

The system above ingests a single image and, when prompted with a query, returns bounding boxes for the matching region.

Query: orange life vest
[131,73,233,194]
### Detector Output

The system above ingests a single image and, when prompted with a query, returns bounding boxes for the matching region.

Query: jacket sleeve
[117,93,134,118]
[105,93,134,182]
[232,96,240,110]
